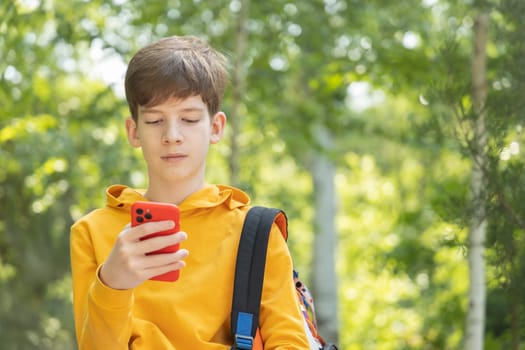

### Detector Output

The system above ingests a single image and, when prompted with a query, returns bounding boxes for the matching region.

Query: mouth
[161,153,187,162]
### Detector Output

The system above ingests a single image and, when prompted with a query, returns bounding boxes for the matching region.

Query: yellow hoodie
[70,184,309,349]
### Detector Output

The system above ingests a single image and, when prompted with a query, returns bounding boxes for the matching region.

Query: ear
[210,112,226,144]
[125,117,141,148]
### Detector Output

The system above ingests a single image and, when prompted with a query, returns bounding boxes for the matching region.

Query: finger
[140,248,189,269]
[137,249,189,279]
[127,220,177,241]
[143,260,186,281]
[138,232,188,255]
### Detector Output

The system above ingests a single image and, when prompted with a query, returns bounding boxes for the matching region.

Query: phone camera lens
[136,208,144,214]
[145,213,152,219]
[137,216,144,223]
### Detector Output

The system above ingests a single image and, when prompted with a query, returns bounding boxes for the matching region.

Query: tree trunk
[229,0,249,187]
[310,124,339,344]
[464,12,489,350]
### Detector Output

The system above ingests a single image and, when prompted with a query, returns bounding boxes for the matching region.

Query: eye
[182,117,201,123]
[144,119,162,125]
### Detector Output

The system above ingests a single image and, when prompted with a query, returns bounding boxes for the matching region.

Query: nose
[162,120,183,144]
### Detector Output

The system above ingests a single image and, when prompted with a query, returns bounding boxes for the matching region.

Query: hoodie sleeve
[70,222,178,350]
[258,224,310,349]
[70,221,135,349]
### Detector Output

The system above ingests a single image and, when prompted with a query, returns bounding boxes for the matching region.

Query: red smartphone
[131,201,181,282]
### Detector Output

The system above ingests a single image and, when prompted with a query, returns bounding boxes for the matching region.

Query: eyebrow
[139,106,205,114]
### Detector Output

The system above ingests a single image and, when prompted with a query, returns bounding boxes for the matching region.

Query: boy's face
[125,95,225,186]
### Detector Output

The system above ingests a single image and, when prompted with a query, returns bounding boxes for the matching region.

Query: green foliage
[0,2,140,348]
[426,2,525,347]
[1,0,524,349]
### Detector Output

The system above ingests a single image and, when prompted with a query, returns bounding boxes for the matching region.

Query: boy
[70,35,310,349]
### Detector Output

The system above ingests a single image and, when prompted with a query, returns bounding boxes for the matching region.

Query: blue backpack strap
[231,206,284,350]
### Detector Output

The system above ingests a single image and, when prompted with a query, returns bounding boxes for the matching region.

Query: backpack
[230,206,338,350]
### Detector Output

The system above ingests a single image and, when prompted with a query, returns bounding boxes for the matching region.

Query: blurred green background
[1,0,524,349]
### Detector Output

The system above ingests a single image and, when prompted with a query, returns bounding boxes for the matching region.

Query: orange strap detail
[252,328,263,350]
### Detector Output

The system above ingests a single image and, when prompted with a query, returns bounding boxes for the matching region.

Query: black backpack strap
[231,206,284,350]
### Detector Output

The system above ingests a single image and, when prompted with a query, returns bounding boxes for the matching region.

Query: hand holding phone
[131,201,181,282]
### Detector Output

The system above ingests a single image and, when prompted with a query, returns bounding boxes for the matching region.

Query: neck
[144,177,206,205]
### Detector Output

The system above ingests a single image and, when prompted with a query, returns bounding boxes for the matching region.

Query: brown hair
[125,35,229,121]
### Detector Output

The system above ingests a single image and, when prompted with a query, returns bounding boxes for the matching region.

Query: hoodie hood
[105,184,250,213]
